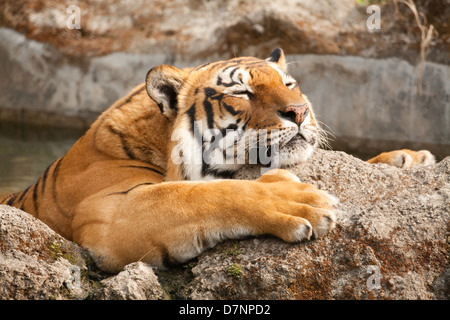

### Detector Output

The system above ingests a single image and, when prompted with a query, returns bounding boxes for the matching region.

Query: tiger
[0,48,434,273]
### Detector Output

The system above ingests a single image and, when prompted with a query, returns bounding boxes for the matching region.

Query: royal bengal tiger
[0,48,434,273]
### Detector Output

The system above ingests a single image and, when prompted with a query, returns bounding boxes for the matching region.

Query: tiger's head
[146,48,323,181]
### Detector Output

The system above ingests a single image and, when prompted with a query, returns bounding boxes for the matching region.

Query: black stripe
[31,180,40,213]
[229,58,248,64]
[195,62,212,70]
[119,165,164,176]
[203,165,235,179]
[156,102,164,113]
[6,194,18,206]
[216,67,241,87]
[108,125,137,160]
[229,67,239,80]
[222,102,243,116]
[51,157,70,218]
[40,160,54,194]
[18,185,32,203]
[186,103,203,145]
[213,169,236,179]
[221,64,237,73]
[220,123,238,138]
[122,144,136,160]
[186,103,196,133]
[115,86,144,109]
[52,157,63,180]
[203,98,214,129]
[18,184,33,212]
[107,182,154,196]
[218,77,238,87]
[204,87,216,98]
[201,158,236,179]
[242,116,251,131]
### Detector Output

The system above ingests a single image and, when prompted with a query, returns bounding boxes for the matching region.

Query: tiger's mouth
[287,131,316,146]
[276,128,318,167]
[280,128,317,150]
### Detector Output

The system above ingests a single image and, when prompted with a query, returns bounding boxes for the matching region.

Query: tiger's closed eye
[231,90,254,99]
[285,81,297,90]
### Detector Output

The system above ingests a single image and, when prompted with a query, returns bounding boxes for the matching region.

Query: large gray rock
[0,27,167,127]
[0,205,94,299]
[184,149,449,299]
[288,55,450,149]
[0,206,168,300]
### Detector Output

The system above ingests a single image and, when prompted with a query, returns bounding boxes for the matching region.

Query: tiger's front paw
[290,196,338,239]
[257,169,339,241]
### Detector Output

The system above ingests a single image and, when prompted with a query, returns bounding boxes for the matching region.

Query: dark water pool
[0,123,84,197]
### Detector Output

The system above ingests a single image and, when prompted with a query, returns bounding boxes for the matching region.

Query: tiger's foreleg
[73,169,338,273]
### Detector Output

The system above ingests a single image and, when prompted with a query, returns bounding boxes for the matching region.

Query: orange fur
[367,149,435,168]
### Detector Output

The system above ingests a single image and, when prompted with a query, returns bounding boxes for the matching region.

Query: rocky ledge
[0,149,449,299]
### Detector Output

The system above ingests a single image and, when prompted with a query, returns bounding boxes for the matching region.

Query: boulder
[0,206,168,300]
[93,262,168,300]
[0,205,95,299]
[0,149,448,299]
[185,149,449,299]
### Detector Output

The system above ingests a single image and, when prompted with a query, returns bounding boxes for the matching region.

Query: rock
[0,149,448,299]
[94,262,168,300]
[183,149,449,299]
[0,27,167,128]
[0,205,95,299]
[0,206,168,300]
[288,55,450,154]
[2,0,448,64]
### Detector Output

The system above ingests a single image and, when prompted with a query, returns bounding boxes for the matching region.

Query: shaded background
[0,0,449,193]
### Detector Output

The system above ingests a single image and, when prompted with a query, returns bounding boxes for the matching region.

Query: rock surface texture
[0,149,448,299]
[188,149,449,299]
[0,205,93,299]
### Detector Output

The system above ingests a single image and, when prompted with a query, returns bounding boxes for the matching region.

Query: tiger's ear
[266,48,287,73]
[145,65,188,119]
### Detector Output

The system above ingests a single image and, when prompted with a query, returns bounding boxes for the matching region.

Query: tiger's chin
[277,133,316,168]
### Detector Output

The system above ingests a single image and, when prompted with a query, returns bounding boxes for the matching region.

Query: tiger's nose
[280,104,309,125]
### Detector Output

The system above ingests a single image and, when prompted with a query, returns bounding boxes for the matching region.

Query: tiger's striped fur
[0,49,338,272]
